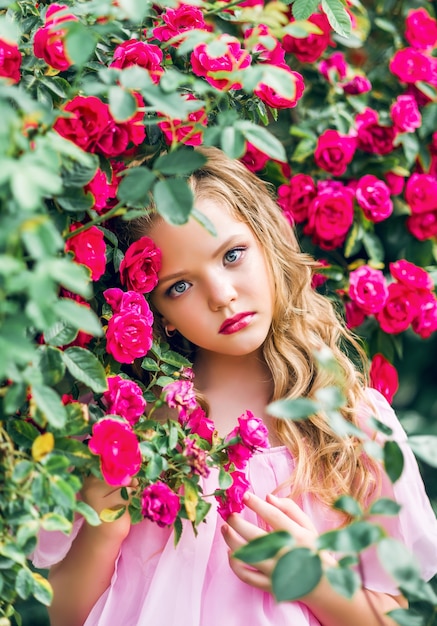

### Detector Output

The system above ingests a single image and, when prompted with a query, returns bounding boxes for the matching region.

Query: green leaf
[15,567,34,600]
[153,178,194,225]
[267,397,319,420]
[55,299,103,337]
[362,232,385,264]
[62,347,108,393]
[344,222,363,258]
[32,572,53,606]
[325,566,361,599]
[30,384,67,429]
[408,435,437,468]
[37,345,66,386]
[191,207,217,236]
[234,531,294,564]
[56,187,95,213]
[117,166,156,209]
[386,608,427,626]
[65,21,96,67]
[154,149,207,176]
[317,520,385,553]
[160,349,192,368]
[272,548,322,601]
[315,386,345,411]
[43,321,78,347]
[383,440,404,483]
[368,497,401,516]
[75,500,101,526]
[20,216,64,260]
[218,467,233,490]
[333,495,362,517]
[321,0,352,37]
[290,0,319,20]
[44,259,92,299]
[237,121,286,163]
[7,420,41,448]
[109,86,138,122]
[50,478,77,510]
[12,461,34,483]
[41,513,72,533]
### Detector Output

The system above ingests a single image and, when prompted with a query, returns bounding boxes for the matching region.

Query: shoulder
[359,387,407,442]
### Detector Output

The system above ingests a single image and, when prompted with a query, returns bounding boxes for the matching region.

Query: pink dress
[32,389,437,626]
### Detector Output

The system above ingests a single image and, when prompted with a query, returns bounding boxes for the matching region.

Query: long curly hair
[121,146,381,513]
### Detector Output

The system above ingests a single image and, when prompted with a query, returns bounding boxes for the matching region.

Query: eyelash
[166,246,247,298]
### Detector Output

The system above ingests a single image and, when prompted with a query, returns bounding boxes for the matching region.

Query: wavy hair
[121,146,380,513]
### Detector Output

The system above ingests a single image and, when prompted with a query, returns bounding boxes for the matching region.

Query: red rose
[103,375,146,425]
[412,292,437,339]
[141,481,180,527]
[105,310,154,364]
[65,224,106,281]
[390,259,434,292]
[240,142,269,173]
[88,418,141,486]
[355,175,393,223]
[54,95,111,152]
[369,354,399,404]
[152,4,207,45]
[0,38,22,83]
[356,108,396,155]
[110,40,163,83]
[117,92,146,147]
[319,52,347,82]
[389,48,433,84]
[184,406,216,445]
[254,67,304,109]
[216,471,250,520]
[277,174,316,225]
[407,210,437,240]
[405,8,437,51]
[119,236,161,294]
[237,410,269,451]
[282,13,332,63]
[342,75,372,95]
[314,129,357,176]
[390,94,421,133]
[376,283,420,334]
[158,94,206,147]
[345,300,367,329]
[190,35,251,90]
[244,24,286,66]
[405,173,437,214]
[33,3,77,71]
[104,288,153,319]
[304,187,354,250]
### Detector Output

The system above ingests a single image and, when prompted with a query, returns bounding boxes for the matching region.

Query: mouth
[219,312,255,335]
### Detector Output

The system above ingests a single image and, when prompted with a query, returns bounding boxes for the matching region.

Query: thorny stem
[64,201,127,240]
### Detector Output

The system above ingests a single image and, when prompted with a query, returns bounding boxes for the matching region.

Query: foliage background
[1,0,437,624]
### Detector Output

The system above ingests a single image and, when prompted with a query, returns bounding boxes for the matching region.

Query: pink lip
[219,312,255,335]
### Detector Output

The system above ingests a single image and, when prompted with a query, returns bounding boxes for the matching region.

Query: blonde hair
[122,146,380,513]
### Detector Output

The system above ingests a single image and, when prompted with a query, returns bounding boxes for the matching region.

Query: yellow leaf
[32,432,54,461]
[100,506,126,522]
[183,481,198,523]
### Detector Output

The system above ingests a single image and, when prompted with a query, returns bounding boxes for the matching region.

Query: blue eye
[168,281,190,297]
[224,247,245,264]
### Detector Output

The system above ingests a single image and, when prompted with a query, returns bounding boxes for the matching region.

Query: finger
[242,492,303,533]
[266,494,317,532]
[228,553,272,592]
[226,512,267,543]
[221,523,247,552]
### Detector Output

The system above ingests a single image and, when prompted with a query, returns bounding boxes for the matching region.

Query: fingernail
[243,492,251,502]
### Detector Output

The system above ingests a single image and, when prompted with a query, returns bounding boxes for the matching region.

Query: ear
[161,317,176,333]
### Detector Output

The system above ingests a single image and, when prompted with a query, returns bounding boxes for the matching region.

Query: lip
[219,312,255,335]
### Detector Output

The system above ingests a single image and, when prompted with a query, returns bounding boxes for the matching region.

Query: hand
[221,492,335,593]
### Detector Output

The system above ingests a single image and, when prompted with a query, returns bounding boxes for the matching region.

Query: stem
[64,202,127,239]
[357,556,387,626]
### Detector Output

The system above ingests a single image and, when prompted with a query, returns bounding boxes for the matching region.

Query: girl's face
[149,197,275,359]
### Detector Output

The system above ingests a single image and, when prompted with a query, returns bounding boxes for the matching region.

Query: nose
[206,271,237,311]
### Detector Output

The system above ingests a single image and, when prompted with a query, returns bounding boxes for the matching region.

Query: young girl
[33,147,437,626]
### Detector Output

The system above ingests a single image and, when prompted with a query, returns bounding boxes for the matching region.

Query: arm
[222,492,407,626]
[48,476,133,626]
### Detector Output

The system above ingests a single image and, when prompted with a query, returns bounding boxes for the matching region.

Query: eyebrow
[157,235,246,285]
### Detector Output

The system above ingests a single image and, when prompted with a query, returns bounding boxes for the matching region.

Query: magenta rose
[389,48,432,83]
[190,35,251,90]
[385,172,405,196]
[390,259,434,292]
[117,92,146,147]
[110,40,163,83]
[348,266,388,314]
[355,175,393,223]
[314,129,357,176]
[0,38,22,83]
[105,310,154,364]
[141,481,180,527]
[407,210,437,241]
[355,108,396,155]
[119,236,161,294]
[33,3,77,71]
[405,173,437,214]
[158,94,206,147]
[304,187,355,250]
[244,24,286,66]
[103,375,146,425]
[319,52,347,82]
[185,406,216,445]
[84,169,115,215]
[182,438,210,477]
[390,95,421,133]
[104,288,152,319]
[240,142,270,173]
[163,380,198,420]
[277,174,316,225]
[282,13,332,63]
[369,354,399,404]
[412,292,437,339]
[376,283,420,334]
[238,410,269,451]
[216,471,250,520]
[54,95,111,152]
[88,418,141,486]
[405,8,437,51]
[225,429,252,470]
[152,4,207,44]
[345,300,367,329]
[254,68,304,109]
[65,224,106,281]
[342,75,372,95]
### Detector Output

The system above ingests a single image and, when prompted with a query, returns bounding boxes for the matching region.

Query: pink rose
[104,288,152,319]
[282,13,332,64]
[355,108,396,156]
[407,210,437,240]
[254,67,304,109]
[190,35,251,90]
[238,410,269,451]
[216,471,250,520]
[65,224,106,281]
[349,266,388,314]
[105,310,154,364]
[152,4,207,44]
[312,259,329,289]
[225,429,252,469]
[405,8,437,51]
[369,354,399,404]
[33,4,77,71]
[54,95,111,153]
[277,174,316,225]
[88,418,141,486]
[389,260,434,292]
[158,94,207,147]
[342,75,372,95]
[185,406,216,445]
[141,481,180,527]
[405,173,437,214]
[240,142,270,173]
[376,283,420,334]
[412,292,437,339]
[163,380,198,420]
[384,172,405,196]
[110,40,163,83]
[244,24,286,66]
[314,129,357,176]
[182,438,210,477]
[84,168,120,215]
[304,187,355,250]
[0,38,22,83]
[389,48,432,83]
[355,175,393,223]
[103,375,146,425]
[119,236,161,294]
[345,300,367,329]
[390,95,421,133]
[319,52,348,82]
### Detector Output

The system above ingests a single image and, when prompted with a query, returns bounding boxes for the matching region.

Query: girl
[33,147,437,626]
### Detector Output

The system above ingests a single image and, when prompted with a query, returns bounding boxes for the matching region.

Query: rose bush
[1,0,437,624]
